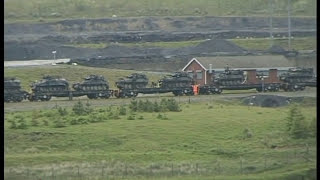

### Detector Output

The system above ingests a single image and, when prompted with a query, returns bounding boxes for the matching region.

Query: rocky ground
[4,16,317,71]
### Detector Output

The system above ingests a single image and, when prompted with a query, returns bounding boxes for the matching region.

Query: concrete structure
[181,55,295,86]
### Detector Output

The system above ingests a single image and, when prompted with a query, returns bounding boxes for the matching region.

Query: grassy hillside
[230,37,317,51]
[4,99,316,179]
[65,37,316,51]
[4,65,166,90]
[4,0,316,23]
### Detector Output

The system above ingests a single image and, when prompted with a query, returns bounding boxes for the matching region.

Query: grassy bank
[4,98,316,179]
[65,37,316,51]
[230,37,317,51]
[5,0,316,23]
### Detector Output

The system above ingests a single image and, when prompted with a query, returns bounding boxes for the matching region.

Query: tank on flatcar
[73,75,110,99]
[115,73,149,89]
[279,67,314,83]
[4,77,28,102]
[214,68,245,86]
[29,76,69,101]
[158,72,193,88]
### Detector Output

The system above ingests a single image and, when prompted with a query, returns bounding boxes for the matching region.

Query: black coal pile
[267,45,287,54]
[242,95,290,107]
[190,39,247,54]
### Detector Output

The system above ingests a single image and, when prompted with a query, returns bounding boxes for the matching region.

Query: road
[4,88,316,112]
[4,59,70,67]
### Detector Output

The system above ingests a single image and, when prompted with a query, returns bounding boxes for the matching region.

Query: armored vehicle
[116,73,149,89]
[214,69,245,86]
[29,76,69,101]
[73,75,110,99]
[158,72,193,88]
[4,77,28,102]
[279,68,314,83]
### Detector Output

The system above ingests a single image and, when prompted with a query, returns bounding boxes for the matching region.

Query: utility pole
[288,0,291,50]
[269,0,274,47]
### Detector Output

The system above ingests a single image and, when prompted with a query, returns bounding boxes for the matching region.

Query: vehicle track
[4,88,316,112]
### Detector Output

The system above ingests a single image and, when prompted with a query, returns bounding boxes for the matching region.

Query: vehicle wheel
[87,94,98,99]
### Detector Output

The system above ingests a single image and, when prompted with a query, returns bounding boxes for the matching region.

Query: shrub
[138,115,144,120]
[32,110,41,119]
[17,117,27,129]
[42,119,49,126]
[54,118,67,128]
[129,100,138,112]
[153,101,160,112]
[58,107,68,116]
[157,114,163,119]
[31,118,39,127]
[243,128,253,139]
[8,119,17,129]
[286,104,309,138]
[166,99,180,112]
[72,101,86,115]
[119,105,127,115]
[309,117,316,137]
[84,101,93,114]
[159,99,168,112]
[127,115,135,120]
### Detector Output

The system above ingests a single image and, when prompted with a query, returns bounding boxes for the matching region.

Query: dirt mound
[242,95,290,107]
[191,39,246,54]
[267,45,287,54]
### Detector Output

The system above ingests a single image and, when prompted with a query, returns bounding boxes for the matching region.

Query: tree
[286,104,308,138]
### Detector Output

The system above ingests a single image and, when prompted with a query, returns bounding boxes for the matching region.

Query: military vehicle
[73,75,110,99]
[116,73,149,89]
[4,77,28,102]
[214,69,245,86]
[158,72,194,88]
[29,76,69,101]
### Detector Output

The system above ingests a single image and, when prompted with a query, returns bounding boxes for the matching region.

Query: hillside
[4,0,316,22]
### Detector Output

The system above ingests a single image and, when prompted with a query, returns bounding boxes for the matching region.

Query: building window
[196,70,202,80]
[187,71,193,78]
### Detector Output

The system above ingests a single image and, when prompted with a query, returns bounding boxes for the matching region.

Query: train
[4,67,317,102]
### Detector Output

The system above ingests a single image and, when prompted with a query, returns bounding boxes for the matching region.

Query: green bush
[8,119,17,129]
[127,115,135,120]
[17,117,28,129]
[138,115,144,120]
[32,110,41,119]
[31,118,40,127]
[309,117,316,137]
[42,119,49,126]
[72,101,93,115]
[119,105,127,115]
[286,104,309,138]
[58,107,68,116]
[53,118,67,128]
[166,99,181,112]
[129,100,138,112]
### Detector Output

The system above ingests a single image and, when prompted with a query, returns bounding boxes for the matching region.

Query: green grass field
[4,98,316,179]
[4,0,316,23]
[4,65,166,90]
[230,37,317,51]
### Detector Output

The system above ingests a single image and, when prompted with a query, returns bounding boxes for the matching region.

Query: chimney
[209,64,212,73]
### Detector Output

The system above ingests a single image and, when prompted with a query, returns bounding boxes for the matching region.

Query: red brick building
[182,56,294,86]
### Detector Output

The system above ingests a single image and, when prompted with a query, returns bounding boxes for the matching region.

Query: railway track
[4,88,316,112]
